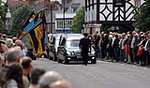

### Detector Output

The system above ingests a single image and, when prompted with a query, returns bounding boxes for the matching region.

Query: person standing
[144,32,150,66]
[79,33,91,66]
[29,68,45,88]
[113,34,120,62]
[101,33,109,60]
[2,64,25,88]
[21,57,33,88]
[93,31,100,59]
[131,31,139,64]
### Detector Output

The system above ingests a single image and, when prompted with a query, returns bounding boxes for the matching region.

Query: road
[32,59,150,88]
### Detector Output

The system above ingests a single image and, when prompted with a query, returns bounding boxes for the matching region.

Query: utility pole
[48,0,53,33]
[50,0,53,33]
[63,0,65,33]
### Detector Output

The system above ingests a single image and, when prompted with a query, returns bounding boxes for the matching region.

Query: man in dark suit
[79,33,91,65]
[144,32,150,65]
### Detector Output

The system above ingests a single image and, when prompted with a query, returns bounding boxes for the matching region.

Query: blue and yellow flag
[21,12,36,49]
[22,12,46,57]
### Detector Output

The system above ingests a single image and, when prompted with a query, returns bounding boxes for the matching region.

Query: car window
[55,39,59,47]
[70,40,80,47]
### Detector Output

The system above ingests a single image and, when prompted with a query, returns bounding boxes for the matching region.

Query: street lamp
[3,0,12,34]
[0,0,7,33]
[5,8,11,33]
[49,0,58,33]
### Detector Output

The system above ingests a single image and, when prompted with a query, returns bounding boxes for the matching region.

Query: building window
[57,20,72,29]
[57,20,64,28]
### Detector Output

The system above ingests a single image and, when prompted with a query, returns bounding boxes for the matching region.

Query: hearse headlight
[92,57,95,59]
[68,58,71,60]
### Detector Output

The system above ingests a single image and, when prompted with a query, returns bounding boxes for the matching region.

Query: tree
[100,22,112,32]
[11,5,32,35]
[72,7,85,33]
[134,0,150,32]
[0,0,6,32]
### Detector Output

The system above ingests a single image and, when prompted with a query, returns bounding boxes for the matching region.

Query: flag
[21,11,47,57]
[23,16,42,33]
[19,12,36,39]
[19,12,36,49]
[28,12,46,57]
[22,11,42,33]
[22,12,36,29]
[21,33,33,49]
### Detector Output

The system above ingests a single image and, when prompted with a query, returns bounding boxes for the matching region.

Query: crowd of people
[92,31,150,66]
[0,33,72,88]
[0,30,150,88]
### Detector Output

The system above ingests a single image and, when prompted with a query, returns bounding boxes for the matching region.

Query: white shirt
[131,37,135,48]
[144,39,150,51]
[111,37,116,47]
[5,79,18,88]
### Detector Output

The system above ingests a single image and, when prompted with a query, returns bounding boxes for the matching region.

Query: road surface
[32,59,150,88]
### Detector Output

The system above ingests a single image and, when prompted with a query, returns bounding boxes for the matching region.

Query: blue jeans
[95,46,100,58]
[120,49,125,62]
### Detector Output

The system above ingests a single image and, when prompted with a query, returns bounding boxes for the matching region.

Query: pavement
[32,59,150,88]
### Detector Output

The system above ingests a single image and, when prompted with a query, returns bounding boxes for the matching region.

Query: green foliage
[0,0,6,32]
[11,5,32,34]
[134,0,150,32]
[72,7,85,33]
[100,22,112,32]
